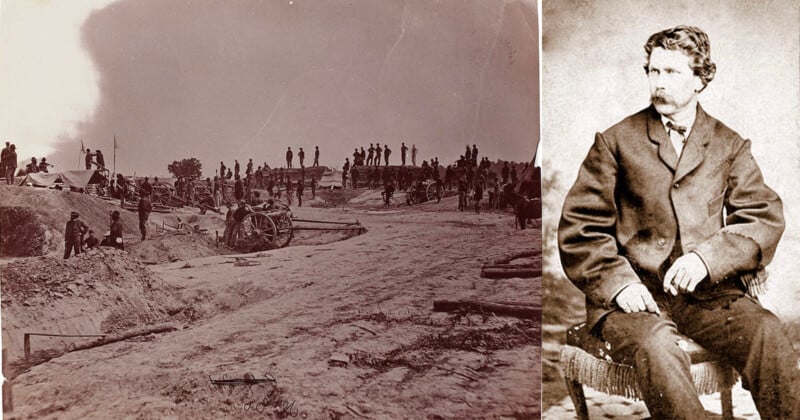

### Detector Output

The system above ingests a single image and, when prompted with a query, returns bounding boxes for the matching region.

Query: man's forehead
[648,47,693,70]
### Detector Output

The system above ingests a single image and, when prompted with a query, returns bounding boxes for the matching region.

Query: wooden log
[432,300,540,320]
[480,266,541,279]
[67,323,178,353]
[492,251,539,265]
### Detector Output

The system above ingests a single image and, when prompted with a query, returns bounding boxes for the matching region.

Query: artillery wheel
[269,211,294,248]
[425,183,438,202]
[235,212,277,251]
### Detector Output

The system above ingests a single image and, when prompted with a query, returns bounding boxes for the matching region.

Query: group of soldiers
[62,210,125,259]
[1,142,19,185]
[1,142,55,185]
[284,146,320,168]
[84,148,106,170]
[336,141,524,212]
[345,142,425,168]
[212,163,318,210]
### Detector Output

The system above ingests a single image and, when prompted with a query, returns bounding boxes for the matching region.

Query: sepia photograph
[0,0,540,418]
[541,1,800,419]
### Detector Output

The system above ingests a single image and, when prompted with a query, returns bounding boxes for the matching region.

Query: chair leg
[720,366,734,420]
[720,386,733,420]
[564,378,590,420]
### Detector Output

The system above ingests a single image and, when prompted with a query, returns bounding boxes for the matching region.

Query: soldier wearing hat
[38,157,51,173]
[84,229,100,250]
[109,210,124,250]
[64,211,89,259]
[4,144,17,184]
[26,157,38,174]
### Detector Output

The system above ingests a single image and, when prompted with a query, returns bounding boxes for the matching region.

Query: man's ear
[694,75,706,93]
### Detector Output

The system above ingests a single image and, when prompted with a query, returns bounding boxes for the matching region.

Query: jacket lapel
[647,106,678,171]
[673,105,711,183]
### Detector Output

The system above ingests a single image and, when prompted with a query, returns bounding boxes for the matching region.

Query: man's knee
[601,313,687,363]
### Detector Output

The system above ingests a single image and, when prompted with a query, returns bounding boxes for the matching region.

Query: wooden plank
[432,300,540,320]
[480,266,541,279]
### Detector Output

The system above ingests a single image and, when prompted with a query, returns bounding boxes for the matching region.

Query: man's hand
[615,283,661,315]
[663,252,708,295]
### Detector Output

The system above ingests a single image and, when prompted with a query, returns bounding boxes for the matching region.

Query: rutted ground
[3,203,540,419]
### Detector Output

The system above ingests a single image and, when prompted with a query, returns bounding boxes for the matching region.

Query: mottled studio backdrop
[542,0,800,318]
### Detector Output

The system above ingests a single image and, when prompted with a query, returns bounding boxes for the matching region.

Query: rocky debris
[1,247,162,303]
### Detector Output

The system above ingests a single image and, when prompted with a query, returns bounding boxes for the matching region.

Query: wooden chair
[560,322,737,419]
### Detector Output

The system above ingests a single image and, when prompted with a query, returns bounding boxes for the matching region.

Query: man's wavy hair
[644,26,717,90]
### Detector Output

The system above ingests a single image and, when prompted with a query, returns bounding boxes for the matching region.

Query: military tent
[16,170,106,190]
[318,169,344,189]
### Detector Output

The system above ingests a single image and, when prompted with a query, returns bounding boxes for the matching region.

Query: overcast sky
[0,0,538,177]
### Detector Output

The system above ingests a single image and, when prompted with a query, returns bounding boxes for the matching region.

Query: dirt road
[5,204,540,419]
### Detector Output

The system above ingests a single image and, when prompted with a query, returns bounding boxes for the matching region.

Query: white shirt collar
[660,107,697,139]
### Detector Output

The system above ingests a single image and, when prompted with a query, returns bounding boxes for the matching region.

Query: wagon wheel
[270,212,294,248]
[425,183,438,202]
[235,212,277,251]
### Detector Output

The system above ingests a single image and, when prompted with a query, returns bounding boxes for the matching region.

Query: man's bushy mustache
[652,92,671,104]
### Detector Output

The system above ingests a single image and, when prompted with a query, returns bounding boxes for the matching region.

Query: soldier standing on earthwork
[138,191,152,240]
[374,144,382,166]
[296,177,304,207]
[64,211,88,259]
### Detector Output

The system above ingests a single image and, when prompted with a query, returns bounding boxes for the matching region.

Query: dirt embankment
[1,247,187,368]
[0,185,223,261]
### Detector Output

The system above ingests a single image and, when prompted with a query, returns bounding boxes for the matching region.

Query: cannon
[226,206,364,252]
[229,209,294,251]
[407,180,441,205]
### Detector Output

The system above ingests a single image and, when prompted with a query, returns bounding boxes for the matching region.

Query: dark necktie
[666,121,688,142]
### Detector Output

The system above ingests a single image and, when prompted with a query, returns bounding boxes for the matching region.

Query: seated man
[84,229,100,250]
[557,25,799,418]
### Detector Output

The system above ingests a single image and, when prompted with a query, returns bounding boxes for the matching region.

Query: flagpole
[78,139,84,170]
[113,134,117,176]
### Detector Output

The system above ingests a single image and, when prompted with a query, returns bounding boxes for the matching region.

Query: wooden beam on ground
[432,300,539,320]
[67,323,178,353]
[491,251,539,265]
[480,264,541,279]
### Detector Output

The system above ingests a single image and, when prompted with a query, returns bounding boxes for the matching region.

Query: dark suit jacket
[558,104,784,330]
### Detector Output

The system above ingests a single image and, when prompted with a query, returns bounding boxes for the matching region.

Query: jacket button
[673,183,680,189]
[657,238,666,246]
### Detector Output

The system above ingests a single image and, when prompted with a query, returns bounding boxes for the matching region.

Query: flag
[80,139,85,152]
[114,135,118,150]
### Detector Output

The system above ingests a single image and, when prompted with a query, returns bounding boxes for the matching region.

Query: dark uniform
[64,212,88,259]
[85,149,93,170]
[296,178,304,207]
[109,211,124,250]
[138,194,152,240]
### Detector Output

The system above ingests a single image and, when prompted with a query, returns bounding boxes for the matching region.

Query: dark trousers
[64,241,80,259]
[5,167,15,184]
[599,290,800,419]
[139,213,149,239]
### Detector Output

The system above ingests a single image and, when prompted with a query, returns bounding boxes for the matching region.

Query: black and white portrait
[541,1,800,418]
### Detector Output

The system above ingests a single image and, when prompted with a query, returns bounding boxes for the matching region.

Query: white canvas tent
[16,170,106,190]
[318,169,344,189]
